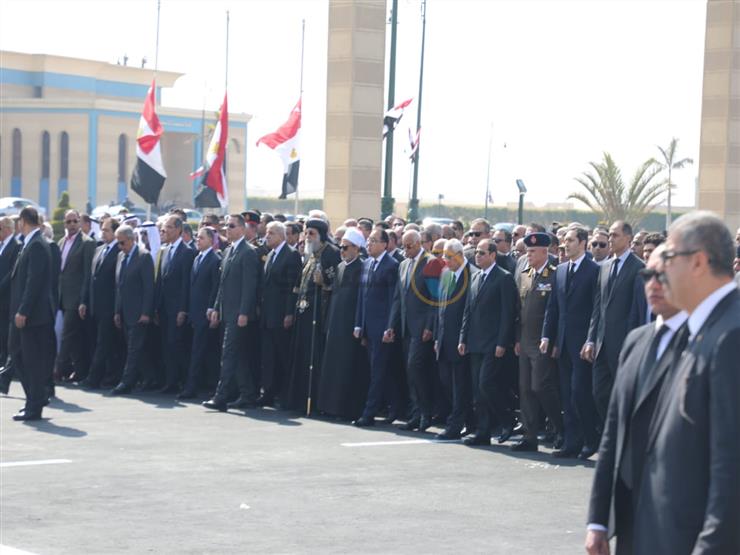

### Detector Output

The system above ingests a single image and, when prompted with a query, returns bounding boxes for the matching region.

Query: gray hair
[116,224,136,242]
[669,210,734,278]
[0,216,14,230]
[402,229,421,245]
[424,223,442,239]
[42,222,54,239]
[470,218,491,234]
[266,220,286,238]
[444,238,464,255]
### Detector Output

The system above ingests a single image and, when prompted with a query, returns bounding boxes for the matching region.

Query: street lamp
[438,193,444,216]
[515,179,527,224]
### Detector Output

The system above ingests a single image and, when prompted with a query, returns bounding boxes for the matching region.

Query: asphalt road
[1,384,597,554]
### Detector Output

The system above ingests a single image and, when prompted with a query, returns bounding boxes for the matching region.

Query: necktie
[119,253,130,285]
[165,245,174,269]
[96,245,109,272]
[607,257,620,294]
[405,259,414,290]
[194,253,203,273]
[636,324,670,392]
[566,262,576,290]
[265,250,275,274]
[448,272,457,296]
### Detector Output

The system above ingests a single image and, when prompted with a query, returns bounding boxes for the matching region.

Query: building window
[41,131,50,179]
[11,128,21,197]
[60,131,69,180]
[117,134,128,203]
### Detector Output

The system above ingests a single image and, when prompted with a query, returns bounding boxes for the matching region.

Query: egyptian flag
[408,126,421,162]
[131,80,166,204]
[256,98,301,199]
[194,93,229,209]
[383,97,413,138]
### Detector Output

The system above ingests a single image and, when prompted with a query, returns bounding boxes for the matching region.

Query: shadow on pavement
[48,396,92,413]
[23,419,87,438]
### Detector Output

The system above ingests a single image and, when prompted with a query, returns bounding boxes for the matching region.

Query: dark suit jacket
[188,249,221,329]
[213,239,260,324]
[83,242,119,319]
[57,232,95,311]
[48,240,61,312]
[0,237,21,309]
[388,253,436,339]
[260,243,301,329]
[459,264,516,354]
[588,252,645,367]
[10,230,53,326]
[637,287,740,554]
[587,322,677,538]
[156,240,195,336]
[496,252,516,274]
[542,257,600,356]
[356,253,399,340]
[115,246,154,327]
[435,262,476,361]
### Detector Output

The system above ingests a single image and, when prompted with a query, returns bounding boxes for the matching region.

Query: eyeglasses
[660,249,698,262]
[65,219,79,224]
[474,249,489,256]
[469,231,483,237]
[117,240,127,246]
[340,245,354,251]
[638,268,664,283]
[591,241,607,249]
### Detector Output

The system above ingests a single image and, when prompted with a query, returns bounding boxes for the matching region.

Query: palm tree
[657,137,693,229]
[568,152,667,227]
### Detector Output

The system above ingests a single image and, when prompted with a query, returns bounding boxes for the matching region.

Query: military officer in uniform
[513,232,563,451]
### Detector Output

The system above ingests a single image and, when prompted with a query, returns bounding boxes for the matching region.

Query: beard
[305,238,317,256]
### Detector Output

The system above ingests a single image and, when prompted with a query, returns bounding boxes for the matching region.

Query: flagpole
[148,0,162,222]
[409,0,426,223]
[484,122,493,220]
[223,10,230,215]
[294,18,305,218]
[382,0,399,219]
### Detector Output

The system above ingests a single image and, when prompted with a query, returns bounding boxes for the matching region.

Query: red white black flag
[131,80,166,205]
[383,97,413,138]
[408,126,421,162]
[194,93,229,209]
[256,98,301,199]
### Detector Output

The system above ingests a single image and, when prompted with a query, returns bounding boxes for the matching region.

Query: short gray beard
[305,239,317,256]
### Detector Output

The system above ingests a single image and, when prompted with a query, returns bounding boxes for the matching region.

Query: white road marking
[0,545,40,555]
[341,439,459,447]
[0,459,72,469]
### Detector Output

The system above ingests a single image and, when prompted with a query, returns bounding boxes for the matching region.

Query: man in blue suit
[179,226,221,399]
[541,226,601,459]
[353,228,399,426]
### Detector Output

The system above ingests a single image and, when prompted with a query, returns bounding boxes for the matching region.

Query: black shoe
[177,390,197,400]
[511,439,538,452]
[0,381,9,395]
[497,425,514,444]
[553,433,565,450]
[399,419,420,431]
[158,384,179,394]
[80,379,101,390]
[512,422,525,435]
[142,381,161,391]
[460,427,473,437]
[227,397,257,410]
[431,415,446,426]
[255,395,274,407]
[418,416,432,432]
[110,384,132,396]
[463,435,491,446]
[202,399,227,412]
[382,412,398,425]
[13,411,41,421]
[352,416,375,427]
[578,446,597,460]
[435,430,461,440]
[552,447,580,459]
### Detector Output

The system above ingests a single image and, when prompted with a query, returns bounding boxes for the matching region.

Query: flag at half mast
[256,98,301,199]
[131,80,166,205]
[194,93,229,209]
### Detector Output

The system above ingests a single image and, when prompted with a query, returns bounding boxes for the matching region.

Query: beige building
[697,0,740,229]
[0,50,251,214]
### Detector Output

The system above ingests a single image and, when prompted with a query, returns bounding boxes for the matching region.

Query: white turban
[342,227,366,249]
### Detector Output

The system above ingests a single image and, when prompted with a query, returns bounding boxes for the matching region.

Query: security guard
[512,232,563,451]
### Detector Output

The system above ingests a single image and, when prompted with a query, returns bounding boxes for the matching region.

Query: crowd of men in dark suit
[2,204,738,554]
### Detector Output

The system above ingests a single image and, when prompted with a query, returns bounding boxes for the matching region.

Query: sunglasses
[638,268,664,283]
[591,241,607,249]
[474,249,489,256]
[660,249,698,262]
[339,245,350,251]
[469,231,483,237]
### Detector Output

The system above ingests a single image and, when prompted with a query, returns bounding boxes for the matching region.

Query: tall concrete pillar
[324,0,386,227]
[697,0,740,230]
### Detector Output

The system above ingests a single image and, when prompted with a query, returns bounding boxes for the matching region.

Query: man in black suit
[55,209,95,382]
[353,228,399,426]
[203,214,260,412]
[607,212,739,555]
[586,244,687,555]
[541,226,602,459]
[9,207,55,421]
[258,221,300,406]
[179,226,221,399]
[458,238,517,445]
[385,230,437,431]
[583,221,646,424]
[492,228,516,274]
[79,217,121,389]
[433,238,476,440]
[0,217,21,394]
[155,214,195,393]
[386,230,405,263]
[111,225,154,395]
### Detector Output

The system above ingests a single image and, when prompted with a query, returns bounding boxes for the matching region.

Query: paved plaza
[1,384,597,554]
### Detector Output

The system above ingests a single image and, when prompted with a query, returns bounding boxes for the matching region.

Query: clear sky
[0,0,706,209]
